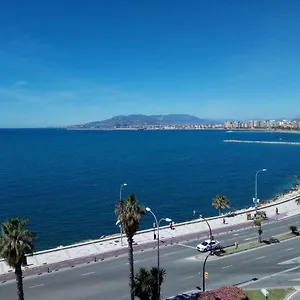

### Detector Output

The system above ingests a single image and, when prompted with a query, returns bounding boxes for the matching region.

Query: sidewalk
[1,189,300,280]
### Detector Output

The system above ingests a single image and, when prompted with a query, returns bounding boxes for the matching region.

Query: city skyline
[1,1,300,127]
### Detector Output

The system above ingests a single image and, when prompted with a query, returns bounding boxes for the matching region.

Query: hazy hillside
[73,114,220,127]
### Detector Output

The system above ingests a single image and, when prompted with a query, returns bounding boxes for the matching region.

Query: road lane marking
[256,256,265,260]
[244,238,253,241]
[286,248,294,252]
[182,275,195,281]
[29,284,44,289]
[233,234,239,236]
[178,243,196,250]
[163,251,180,256]
[81,272,95,276]
[238,265,300,288]
[222,265,233,269]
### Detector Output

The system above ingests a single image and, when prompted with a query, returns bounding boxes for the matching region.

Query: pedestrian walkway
[1,189,300,277]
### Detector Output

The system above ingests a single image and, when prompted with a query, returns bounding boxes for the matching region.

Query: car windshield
[201,242,208,246]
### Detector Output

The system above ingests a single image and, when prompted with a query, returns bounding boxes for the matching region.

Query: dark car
[262,237,280,244]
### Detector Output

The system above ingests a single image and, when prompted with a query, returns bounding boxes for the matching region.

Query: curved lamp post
[146,207,171,300]
[199,215,213,292]
[255,169,267,214]
[117,183,127,247]
[120,183,127,200]
[115,220,124,246]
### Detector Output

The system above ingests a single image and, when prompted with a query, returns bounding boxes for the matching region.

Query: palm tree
[133,267,166,300]
[212,195,231,216]
[254,217,263,243]
[0,217,35,300]
[115,194,145,300]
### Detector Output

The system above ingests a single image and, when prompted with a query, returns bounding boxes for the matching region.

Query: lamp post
[120,183,127,200]
[117,183,127,247]
[146,207,171,300]
[199,215,213,292]
[115,219,124,246]
[255,169,267,214]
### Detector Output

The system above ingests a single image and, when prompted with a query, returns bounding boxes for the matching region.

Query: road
[1,215,300,299]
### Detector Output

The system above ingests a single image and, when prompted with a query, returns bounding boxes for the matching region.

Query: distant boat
[226,130,233,133]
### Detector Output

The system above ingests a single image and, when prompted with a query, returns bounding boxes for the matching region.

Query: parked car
[197,239,220,252]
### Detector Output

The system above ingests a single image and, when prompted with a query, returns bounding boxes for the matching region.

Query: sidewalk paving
[1,189,300,281]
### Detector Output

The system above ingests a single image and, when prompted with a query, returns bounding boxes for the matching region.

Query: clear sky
[1,0,300,127]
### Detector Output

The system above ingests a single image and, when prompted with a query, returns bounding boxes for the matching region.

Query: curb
[285,287,300,300]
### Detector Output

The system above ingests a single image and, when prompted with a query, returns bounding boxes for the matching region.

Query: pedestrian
[223,218,225,224]
[170,222,173,230]
[47,267,50,273]
[234,241,238,249]
[153,222,157,239]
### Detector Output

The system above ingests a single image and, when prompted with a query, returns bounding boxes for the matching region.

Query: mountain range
[72,114,222,128]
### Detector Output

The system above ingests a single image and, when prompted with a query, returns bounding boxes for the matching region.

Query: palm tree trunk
[258,225,262,243]
[15,264,24,300]
[128,237,134,300]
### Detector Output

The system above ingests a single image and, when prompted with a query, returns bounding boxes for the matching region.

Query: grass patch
[218,232,298,256]
[245,288,295,300]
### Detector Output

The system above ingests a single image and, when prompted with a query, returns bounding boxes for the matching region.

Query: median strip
[245,288,295,300]
[216,232,297,256]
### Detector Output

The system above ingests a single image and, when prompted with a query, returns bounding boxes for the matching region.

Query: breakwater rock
[224,140,300,146]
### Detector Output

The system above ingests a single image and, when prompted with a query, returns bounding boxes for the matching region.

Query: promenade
[1,188,300,279]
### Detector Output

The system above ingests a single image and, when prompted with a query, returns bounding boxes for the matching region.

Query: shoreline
[53,181,300,250]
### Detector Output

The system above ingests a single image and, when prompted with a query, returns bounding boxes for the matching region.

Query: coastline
[67,181,300,248]
[64,127,300,134]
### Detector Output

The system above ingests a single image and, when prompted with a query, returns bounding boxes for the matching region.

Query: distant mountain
[72,114,221,128]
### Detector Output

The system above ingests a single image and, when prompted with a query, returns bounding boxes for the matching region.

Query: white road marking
[244,238,253,241]
[182,275,195,281]
[238,265,300,288]
[178,243,196,250]
[286,248,294,252]
[163,251,179,256]
[222,265,233,269]
[256,256,266,260]
[233,233,239,236]
[81,271,95,276]
[29,284,44,289]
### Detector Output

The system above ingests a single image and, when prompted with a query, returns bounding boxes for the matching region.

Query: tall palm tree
[254,217,263,243]
[115,194,145,300]
[212,195,231,216]
[133,267,166,300]
[0,217,35,300]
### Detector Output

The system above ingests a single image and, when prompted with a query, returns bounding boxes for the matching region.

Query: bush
[289,225,298,234]
[198,286,249,300]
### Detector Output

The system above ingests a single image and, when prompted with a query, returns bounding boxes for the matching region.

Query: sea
[0,129,300,251]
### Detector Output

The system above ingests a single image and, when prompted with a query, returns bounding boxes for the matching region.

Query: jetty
[224,139,300,146]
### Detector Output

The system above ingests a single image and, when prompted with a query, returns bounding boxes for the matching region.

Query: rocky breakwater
[224,140,300,146]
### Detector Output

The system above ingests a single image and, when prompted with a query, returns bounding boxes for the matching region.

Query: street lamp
[199,215,213,292]
[146,207,171,300]
[254,169,267,214]
[120,183,127,200]
[117,183,127,247]
[115,220,123,246]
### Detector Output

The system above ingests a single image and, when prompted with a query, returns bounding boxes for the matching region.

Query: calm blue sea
[0,129,300,250]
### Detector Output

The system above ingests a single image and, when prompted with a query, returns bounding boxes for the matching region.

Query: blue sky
[1,0,300,127]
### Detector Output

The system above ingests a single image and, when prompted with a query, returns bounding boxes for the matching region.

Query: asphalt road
[1,215,300,300]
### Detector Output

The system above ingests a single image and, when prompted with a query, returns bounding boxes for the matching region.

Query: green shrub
[289,225,298,234]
